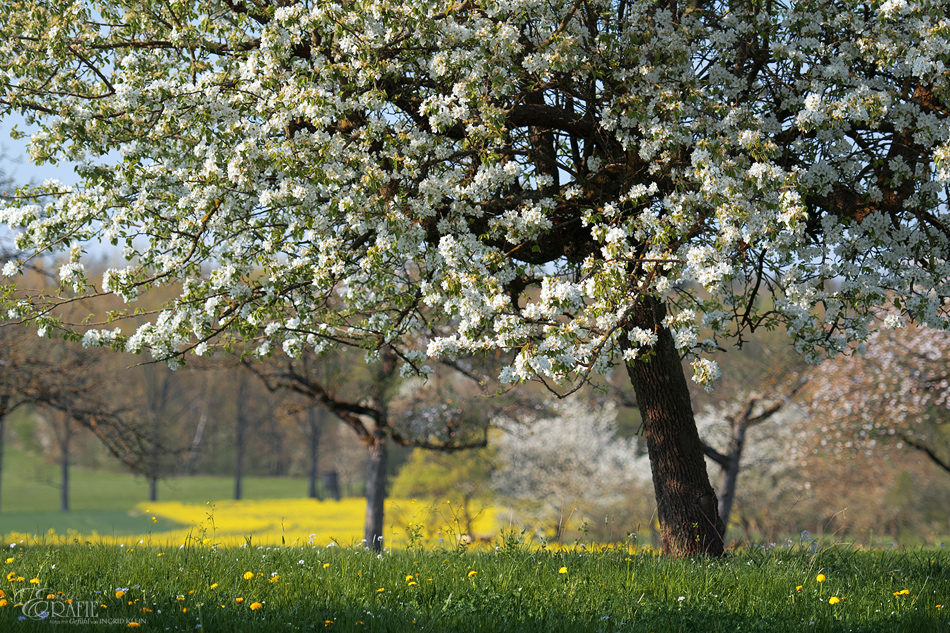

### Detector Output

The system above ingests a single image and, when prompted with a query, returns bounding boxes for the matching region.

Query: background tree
[248,347,491,551]
[390,446,496,538]
[492,398,647,542]
[4,0,950,556]
[804,323,950,478]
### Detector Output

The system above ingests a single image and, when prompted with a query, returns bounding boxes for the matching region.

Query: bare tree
[247,348,491,552]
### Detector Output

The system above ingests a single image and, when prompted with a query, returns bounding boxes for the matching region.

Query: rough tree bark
[625,297,724,557]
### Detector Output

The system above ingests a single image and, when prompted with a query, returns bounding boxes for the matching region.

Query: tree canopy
[2,0,950,555]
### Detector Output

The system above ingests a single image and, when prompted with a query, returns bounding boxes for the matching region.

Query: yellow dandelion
[29,578,40,585]
[816,574,826,583]
[242,571,255,580]
[406,575,414,581]
[0,590,4,597]
[467,571,477,578]
[796,586,803,591]
[176,596,185,602]
[558,567,567,574]
[4,573,14,582]
[128,623,141,628]
[46,594,55,600]
[893,589,910,596]
[116,590,126,599]
[157,553,163,557]
[0,599,7,607]
[182,607,187,613]
[323,563,330,569]
[829,597,840,605]
[325,620,334,626]
[376,588,385,593]
[408,581,417,586]
[235,598,244,603]
[269,575,280,583]
[210,583,218,589]
[249,602,262,610]
[4,558,12,564]
[15,577,24,582]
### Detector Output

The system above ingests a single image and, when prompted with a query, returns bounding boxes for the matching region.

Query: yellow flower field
[2,498,498,548]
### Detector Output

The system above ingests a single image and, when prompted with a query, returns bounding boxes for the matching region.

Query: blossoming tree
[493,398,648,540]
[803,323,950,477]
[2,0,950,555]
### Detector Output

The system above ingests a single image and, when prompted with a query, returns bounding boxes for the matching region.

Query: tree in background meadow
[3,0,950,555]
[803,322,950,479]
[493,398,648,541]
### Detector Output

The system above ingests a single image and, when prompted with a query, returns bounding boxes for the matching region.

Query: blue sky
[1,113,79,187]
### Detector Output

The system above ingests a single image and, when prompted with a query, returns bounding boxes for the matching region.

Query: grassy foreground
[0,538,946,632]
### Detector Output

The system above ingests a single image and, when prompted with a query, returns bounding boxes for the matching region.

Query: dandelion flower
[249,602,262,610]
[376,588,385,593]
[4,573,14,582]
[829,597,840,604]
[128,623,141,628]
[4,558,12,564]
[115,590,126,599]
[893,589,910,596]
[558,567,567,574]
[796,586,803,591]
[323,563,330,568]
[816,574,826,583]
[408,581,417,586]
[406,575,414,581]
[0,599,7,607]
[210,584,218,589]
[29,578,39,585]
[242,571,255,580]
[235,598,243,603]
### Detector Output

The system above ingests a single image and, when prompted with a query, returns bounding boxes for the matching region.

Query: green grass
[0,539,947,632]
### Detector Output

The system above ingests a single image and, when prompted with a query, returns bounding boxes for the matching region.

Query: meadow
[0,537,947,632]
[0,451,948,631]
[0,448,495,548]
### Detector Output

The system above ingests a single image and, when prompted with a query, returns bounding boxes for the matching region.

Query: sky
[0,112,79,188]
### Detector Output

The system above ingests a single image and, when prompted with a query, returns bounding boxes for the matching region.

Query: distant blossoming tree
[3,0,950,555]
[493,398,648,539]
[803,323,950,477]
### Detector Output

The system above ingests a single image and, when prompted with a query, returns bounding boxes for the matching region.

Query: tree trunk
[234,377,249,501]
[307,408,322,500]
[149,476,158,502]
[625,297,724,557]
[364,429,387,552]
[60,418,71,512]
[0,396,7,513]
[718,416,748,532]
